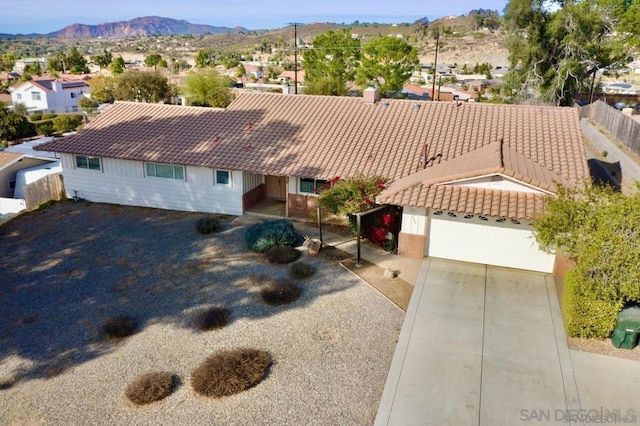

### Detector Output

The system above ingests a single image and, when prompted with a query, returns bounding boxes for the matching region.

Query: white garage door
[427,211,555,273]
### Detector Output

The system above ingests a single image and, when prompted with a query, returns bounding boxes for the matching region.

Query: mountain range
[44,16,246,38]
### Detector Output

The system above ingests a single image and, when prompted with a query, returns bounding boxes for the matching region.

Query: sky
[0,0,509,35]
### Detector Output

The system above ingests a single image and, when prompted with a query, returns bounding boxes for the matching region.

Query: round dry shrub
[197,217,219,234]
[265,245,301,264]
[196,307,230,331]
[260,279,301,306]
[289,261,316,279]
[102,316,136,341]
[125,371,176,405]
[191,348,271,398]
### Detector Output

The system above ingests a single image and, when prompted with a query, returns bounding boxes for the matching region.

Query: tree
[144,54,163,70]
[110,56,126,74]
[235,63,246,78]
[356,36,419,97]
[0,53,16,72]
[91,49,113,70]
[532,184,640,337]
[503,0,633,105]
[53,114,83,133]
[195,49,213,68]
[47,51,68,73]
[0,103,35,143]
[67,47,89,74]
[79,97,99,113]
[23,62,43,76]
[114,72,170,103]
[302,29,361,96]
[183,69,234,108]
[88,75,116,103]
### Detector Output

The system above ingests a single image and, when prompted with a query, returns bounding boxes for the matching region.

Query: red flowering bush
[317,174,390,215]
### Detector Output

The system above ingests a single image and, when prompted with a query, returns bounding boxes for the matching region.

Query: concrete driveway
[376,258,581,425]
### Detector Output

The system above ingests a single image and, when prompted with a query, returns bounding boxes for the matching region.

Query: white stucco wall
[61,154,243,215]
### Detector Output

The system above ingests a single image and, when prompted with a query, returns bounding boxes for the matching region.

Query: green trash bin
[611,305,640,349]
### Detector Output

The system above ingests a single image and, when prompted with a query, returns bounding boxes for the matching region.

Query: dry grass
[260,279,301,306]
[125,372,176,405]
[102,316,136,341]
[195,307,230,331]
[289,261,317,279]
[265,245,301,264]
[191,349,271,398]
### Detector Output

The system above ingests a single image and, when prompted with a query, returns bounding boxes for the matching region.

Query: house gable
[444,174,549,195]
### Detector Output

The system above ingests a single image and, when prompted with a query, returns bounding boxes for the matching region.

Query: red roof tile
[35,93,589,218]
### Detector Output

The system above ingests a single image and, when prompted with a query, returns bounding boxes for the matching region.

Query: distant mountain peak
[46,16,247,38]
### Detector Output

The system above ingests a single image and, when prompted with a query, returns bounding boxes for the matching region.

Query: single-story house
[36,88,589,273]
[9,78,91,114]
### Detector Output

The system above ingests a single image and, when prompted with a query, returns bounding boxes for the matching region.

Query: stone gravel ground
[0,202,403,425]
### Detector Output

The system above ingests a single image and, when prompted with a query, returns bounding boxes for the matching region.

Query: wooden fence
[580,100,640,155]
[24,173,66,210]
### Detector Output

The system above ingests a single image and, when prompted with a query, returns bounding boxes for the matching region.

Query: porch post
[285,177,289,218]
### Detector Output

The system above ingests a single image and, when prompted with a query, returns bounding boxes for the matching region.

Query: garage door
[427,211,555,273]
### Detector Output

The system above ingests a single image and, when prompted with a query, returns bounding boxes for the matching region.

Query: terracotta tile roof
[0,151,23,168]
[377,184,546,220]
[35,93,589,218]
[380,139,574,198]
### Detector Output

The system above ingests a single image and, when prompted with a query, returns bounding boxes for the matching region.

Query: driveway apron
[376,258,580,425]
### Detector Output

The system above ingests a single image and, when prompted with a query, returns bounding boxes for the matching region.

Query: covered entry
[427,211,555,273]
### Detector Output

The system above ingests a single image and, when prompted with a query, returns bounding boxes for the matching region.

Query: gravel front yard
[0,202,403,425]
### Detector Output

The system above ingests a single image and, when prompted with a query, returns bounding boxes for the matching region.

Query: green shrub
[289,261,317,279]
[102,315,136,341]
[245,219,299,253]
[191,348,271,397]
[30,113,42,121]
[265,245,301,264]
[53,114,83,133]
[36,121,55,136]
[260,279,301,306]
[563,269,623,338]
[125,371,176,405]
[41,113,58,120]
[196,217,219,234]
[196,307,229,331]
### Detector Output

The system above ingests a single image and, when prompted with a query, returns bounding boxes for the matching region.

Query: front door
[265,175,286,200]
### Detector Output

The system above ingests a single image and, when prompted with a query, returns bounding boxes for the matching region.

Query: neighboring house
[0,145,59,214]
[278,70,305,84]
[8,78,91,114]
[36,89,589,273]
[602,82,640,95]
[434,86,478,102]
[402,84,431,100]
[13,57,46,74]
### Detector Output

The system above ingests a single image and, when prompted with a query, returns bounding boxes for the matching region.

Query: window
[300,178,329,194]
[215,170,230,185]
[31,92,41,101]
[8,180,16,191]
[145,162,184,180]
[16,93,22,100]
[75,155,101,170]
[70,93,76,99]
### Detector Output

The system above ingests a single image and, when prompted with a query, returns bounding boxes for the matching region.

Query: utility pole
[431,29,440,101]
[287,22,301,94]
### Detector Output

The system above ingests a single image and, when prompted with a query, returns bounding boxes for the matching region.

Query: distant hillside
[46,16,245,38]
